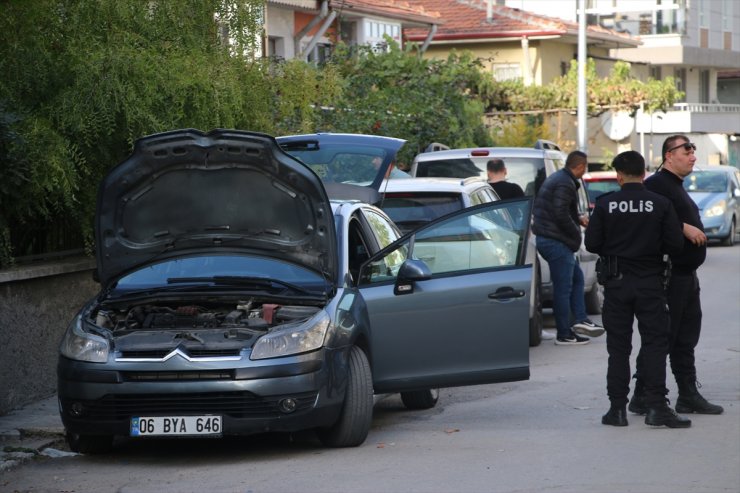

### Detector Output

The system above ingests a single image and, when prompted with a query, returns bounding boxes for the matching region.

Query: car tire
[65,431,113,454]
[400,389,439,410]
[721,218,736,247]
[529,266,543,347]
[317,346,373,448]
[585,280,603,315]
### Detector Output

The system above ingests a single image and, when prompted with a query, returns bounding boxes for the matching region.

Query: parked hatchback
[58,130,535,453]
[377,177,498,234]
[683,166,740,246]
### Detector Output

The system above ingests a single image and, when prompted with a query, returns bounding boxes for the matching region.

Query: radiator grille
[63,391,318,420]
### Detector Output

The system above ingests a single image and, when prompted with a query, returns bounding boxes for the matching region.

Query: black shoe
[602,406,628,427]
[675,380,724,414]
[628,386,648,415]
[554,331,590,346]
[572,319,605,337]
[645,402,692,428]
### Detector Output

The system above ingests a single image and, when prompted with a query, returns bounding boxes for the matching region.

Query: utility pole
[577,0,587,153]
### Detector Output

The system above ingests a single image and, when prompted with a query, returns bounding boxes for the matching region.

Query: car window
[360,200,531,284]
[362,208,407,281]
[470,187,495,205]
[114,255,327,292]
[585,179,621,204]
[381,193,463,229]
[684,171,728,193]
[416,156,547,198]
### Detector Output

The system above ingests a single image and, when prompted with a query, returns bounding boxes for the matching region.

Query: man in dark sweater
[487,159,524,199]
[630,134,724,416]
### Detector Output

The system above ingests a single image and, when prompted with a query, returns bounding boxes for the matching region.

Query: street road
[3,244,739,493]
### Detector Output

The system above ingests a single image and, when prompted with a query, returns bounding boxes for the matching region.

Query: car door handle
[488,288,525,300]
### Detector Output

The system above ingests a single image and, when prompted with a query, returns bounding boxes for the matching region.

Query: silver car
[410,141,603,316]
[58,130,535,453]
[683,166,740,246]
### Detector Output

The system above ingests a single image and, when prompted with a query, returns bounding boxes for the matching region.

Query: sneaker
[540,330,556,340]
[555,331,590,345]
[572,319,605,337]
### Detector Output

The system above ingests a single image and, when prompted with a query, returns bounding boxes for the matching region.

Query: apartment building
[500,0,740,165]
[264,0,441,62]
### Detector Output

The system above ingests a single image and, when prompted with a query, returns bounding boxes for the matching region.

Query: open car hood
[277,133,406,204]
[95,129,337,288]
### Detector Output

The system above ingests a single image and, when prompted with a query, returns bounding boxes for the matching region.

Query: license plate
[130,416,222,437]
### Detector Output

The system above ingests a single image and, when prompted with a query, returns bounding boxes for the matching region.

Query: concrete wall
[0,257,98,415]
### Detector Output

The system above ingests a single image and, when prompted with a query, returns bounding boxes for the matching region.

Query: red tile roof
[403,0,637,45]
[329,0,443,26]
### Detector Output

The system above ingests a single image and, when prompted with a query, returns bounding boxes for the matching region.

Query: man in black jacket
[532,150,604,345]
[585,150,689,428]
[629,135,724,416]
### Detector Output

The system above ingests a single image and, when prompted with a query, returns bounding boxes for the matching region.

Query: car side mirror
[394,259,432,296]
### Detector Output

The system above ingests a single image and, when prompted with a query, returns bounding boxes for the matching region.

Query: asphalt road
[2,244,738,493]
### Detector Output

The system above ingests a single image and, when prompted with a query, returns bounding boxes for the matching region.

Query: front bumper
[58,347,346,438]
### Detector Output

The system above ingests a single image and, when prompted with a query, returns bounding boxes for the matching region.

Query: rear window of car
[585,179,621,204]
[381,193,463,228]
[415,156,547,197]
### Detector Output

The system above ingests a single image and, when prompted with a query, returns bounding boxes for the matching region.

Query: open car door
[358,198,534,394]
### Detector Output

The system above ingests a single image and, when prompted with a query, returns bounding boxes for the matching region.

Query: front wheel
[401,389,439,410]
[317,346,373,447]
[721,218,736,247]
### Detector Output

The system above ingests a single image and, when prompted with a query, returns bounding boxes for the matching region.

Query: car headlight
[59,314,110,363]
[704,200,726,218]
[251,310,330,360]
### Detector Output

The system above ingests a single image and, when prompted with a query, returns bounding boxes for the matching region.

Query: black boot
[628,379,647,415]
[645,401,692,428]
[602,405,628,427]
[676,378,724,415]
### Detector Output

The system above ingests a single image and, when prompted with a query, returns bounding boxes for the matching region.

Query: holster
[596,256,620,285]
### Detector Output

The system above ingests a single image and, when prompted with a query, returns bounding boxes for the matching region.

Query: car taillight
[470,150,490,157]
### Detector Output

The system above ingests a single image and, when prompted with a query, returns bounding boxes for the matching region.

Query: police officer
[631,135,724,415]
[585,151,689,428]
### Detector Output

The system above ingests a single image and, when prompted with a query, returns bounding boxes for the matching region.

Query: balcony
[636,103,740,135]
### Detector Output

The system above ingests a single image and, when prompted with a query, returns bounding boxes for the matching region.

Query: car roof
[692,166,738,174]
[414,146,562,162]
[379,177,491,194]
[583,171,618,180]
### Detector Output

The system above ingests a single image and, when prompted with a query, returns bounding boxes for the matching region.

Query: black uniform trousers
[643,271,702,381]
[603,272,670,407]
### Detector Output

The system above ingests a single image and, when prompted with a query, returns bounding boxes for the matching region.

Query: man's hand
[683,223,707,246]
[579,214,589,227]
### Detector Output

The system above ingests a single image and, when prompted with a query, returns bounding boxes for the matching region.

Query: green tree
[0,0,268,264]
[320,41,495,165]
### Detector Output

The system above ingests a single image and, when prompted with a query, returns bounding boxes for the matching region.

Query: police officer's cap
[612,151,645,177]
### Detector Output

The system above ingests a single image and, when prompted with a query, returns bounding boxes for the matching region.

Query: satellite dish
[601,111,635,141]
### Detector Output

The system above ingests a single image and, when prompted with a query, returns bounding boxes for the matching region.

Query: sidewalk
[0,394,72,472]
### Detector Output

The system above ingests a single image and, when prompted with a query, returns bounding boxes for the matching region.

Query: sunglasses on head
[667,142,696,153]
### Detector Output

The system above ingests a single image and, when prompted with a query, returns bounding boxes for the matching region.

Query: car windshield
[683,171,727,193]
[113,255,329,294]
[585,179,621,204]
[416,156,547,197]
[281,142,408,185]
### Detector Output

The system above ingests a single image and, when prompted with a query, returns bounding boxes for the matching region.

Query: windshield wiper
[166,276,319,296]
